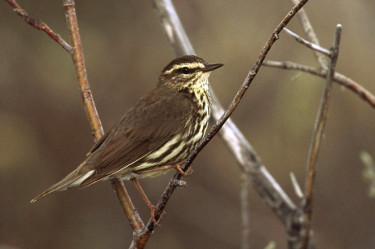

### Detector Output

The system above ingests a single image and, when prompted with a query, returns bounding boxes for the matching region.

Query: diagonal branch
[283,28,331,56]
[150,0,193,57]
[301,24,342,249]
[5,0,73,54]
[131,0,311,248]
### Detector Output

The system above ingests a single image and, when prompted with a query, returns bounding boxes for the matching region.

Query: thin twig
[62,0,144,232]
[111,180,144,231]
[4,0,73,54]
[132,0,310,247]
[262,60,375,108]
[289,0,327,67]
[301,24,342,249]
[283,28,331,56]
[290,172,304,203]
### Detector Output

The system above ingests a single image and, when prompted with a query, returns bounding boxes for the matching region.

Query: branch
[283,28,330,56]
[4,0,73,54]
[131,0,310,247]
[289,0,327,67]
[282,3,375,110]
[150,0,193,57]
[111,180,144,231]
[62,0,144,232]
[290,172,304,204]
[63,0,103,140]
[301,24,342,249]
[262,60,375,108]
[281,9,375,246]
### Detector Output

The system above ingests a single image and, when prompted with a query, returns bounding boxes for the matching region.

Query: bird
[31,55,223,206]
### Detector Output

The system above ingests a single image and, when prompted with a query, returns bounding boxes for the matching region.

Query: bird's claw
[173,164,193,176]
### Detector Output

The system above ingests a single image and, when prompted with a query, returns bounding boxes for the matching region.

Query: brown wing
[80,85,193,187]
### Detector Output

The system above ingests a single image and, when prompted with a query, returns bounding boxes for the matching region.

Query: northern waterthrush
[31,55,223,203]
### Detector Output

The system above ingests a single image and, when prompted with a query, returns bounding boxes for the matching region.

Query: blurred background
[1,0,375,248]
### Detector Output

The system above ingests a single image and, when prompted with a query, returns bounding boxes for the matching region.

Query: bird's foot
[149,205,165,225]
[173,163,193,176]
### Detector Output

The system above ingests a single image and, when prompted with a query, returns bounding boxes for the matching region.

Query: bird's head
[159,55,223,92]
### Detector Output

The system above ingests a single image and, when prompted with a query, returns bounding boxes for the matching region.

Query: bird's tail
[30,167,95,203]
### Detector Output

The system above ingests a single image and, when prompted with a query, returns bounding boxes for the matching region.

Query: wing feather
[80,86,193,187]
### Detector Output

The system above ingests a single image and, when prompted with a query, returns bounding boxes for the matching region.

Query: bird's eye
[180,67,190,74]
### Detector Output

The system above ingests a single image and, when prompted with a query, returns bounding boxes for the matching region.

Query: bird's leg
[131,178,163,224]
[172,163,193,176]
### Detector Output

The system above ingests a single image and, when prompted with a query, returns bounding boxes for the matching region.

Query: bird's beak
[202,63,224,72]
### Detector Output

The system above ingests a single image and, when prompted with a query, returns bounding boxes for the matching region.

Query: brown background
[1,1,375,248]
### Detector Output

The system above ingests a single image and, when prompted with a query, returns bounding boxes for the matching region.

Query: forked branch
[263,0,375,109]
[5,0,73,54]
[263,60,375,108]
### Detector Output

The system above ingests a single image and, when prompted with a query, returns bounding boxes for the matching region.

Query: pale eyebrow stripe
[164,62,205,75]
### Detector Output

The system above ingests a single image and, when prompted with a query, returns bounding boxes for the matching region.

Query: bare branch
[131,0,310,247]
[283,28,331,56]
[63,0,103,140]
[4,0,73,54]
[263,60,317,73]
[151,0,194,56]
[262,60,375,108]
[301,24,342,249]
[62,0,144,232]
[290,173,304,203]
[289,0,327,67]
[111,180,144,231]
